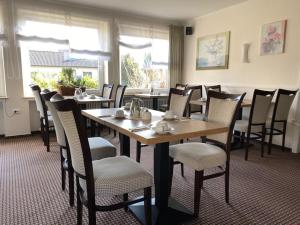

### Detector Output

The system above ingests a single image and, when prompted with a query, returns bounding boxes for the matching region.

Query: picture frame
[260,20,287,56]
[196,31,230,70]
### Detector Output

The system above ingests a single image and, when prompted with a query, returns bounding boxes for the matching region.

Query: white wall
[183,0,300,152]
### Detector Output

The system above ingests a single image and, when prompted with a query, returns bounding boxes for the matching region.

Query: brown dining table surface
[81,108,228,145]
[64,95,114,105]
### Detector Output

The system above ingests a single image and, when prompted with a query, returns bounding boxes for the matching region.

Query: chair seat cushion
[88,137,117,160]
[190,113,206,120]
[234,120,262,133]
[169,142,226,171]
[80,156,152,196]
[62,137,116,160]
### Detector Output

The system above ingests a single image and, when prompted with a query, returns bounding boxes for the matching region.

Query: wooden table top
[189,98,252,108]
[64,96,114,104]
[134,93,169,99]
[82,108,228,145]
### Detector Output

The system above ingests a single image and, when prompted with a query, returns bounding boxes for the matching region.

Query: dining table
[82,108,229,225]
[64,95,114,105]
[134,93,169,110]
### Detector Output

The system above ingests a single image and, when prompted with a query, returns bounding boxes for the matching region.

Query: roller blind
[16,5,112,59]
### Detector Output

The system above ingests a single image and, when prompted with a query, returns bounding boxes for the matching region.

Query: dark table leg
[90,120,95,137]
[129,142,193,225]
[119,133,130,157]
[152,98,158,110]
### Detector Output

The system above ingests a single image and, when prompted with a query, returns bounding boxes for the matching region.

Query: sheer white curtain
[16,3,112,59]
[0,0,6,97]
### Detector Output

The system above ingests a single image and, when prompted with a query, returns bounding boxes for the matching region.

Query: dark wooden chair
[187,85,203,116]
[169,90,246,217]
[52,95,152,225]
[136,88,193,177]
[266,89,298,154]
[42,92,117,207]
[204,85,221,95]
[112,85,127,136]
[234,89,276,160]
[30,84,53,152]
[159,83,187,111]
[100,83,114,108]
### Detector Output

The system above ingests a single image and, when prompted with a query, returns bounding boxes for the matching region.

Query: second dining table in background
[82,108,229,225]
[134,93,169,110]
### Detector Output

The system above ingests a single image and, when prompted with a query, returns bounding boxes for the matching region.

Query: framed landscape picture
[196,31,230,70]
[260,20,287,55]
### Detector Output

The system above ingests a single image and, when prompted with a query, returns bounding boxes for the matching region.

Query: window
[0,1,6,97]
[16,6,111,96]
[119,23,169,90]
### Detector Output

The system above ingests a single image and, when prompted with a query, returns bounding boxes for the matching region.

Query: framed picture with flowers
[260,20,287,55]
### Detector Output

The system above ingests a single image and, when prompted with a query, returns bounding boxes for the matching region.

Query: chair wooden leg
[241,132,245,147]
[194,170,204,218]
[282,122,287,152]
[60,148,65,191]
[88,205,96,225]
[45,125,50,152]
[40,118,45,143]
[168,157,174,196]
[268,128,274,155]
[123,193,128,212]
[136,141,141,163]
[76,177,82,225]
[261,126,266,158]
[225,161,230,203]
[245,132,250,161]
[69,166,74,207]
[144,187,152,225]
[180,163,184,177]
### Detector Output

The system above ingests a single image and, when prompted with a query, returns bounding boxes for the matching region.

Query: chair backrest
[115,85,127,108]
[187,85,202,113]
[175,83,187,90]
[204,85,221,95]
[41,91,66,147]
[205,90,246,148]
[250,89,276,125]
[101,83,114,107]
[167,88,193,117]
[272,89,298,122]
[30,84,46,118]
[51,94,93,179]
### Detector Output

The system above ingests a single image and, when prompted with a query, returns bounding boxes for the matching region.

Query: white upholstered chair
[100,83,114,108]
[42,92,117,207]
[51,95,152,225]
[159,83,187,111]
[266,89,298,154]
[30,85,54,152]
[234,89,275,160]
[169,91,246,218]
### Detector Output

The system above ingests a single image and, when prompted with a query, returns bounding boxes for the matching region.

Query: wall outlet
[13,109,20,114]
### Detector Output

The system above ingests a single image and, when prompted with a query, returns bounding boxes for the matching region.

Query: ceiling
[54,0,248,21]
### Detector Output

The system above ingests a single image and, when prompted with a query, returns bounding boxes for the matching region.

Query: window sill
[125,88,169,95]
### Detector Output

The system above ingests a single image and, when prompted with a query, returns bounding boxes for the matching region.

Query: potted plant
[57,68,86,96]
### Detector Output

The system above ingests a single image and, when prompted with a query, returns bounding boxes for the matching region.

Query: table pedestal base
[129,197,194,225]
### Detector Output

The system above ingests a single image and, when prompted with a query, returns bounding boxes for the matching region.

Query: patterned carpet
[1,134,300,225]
